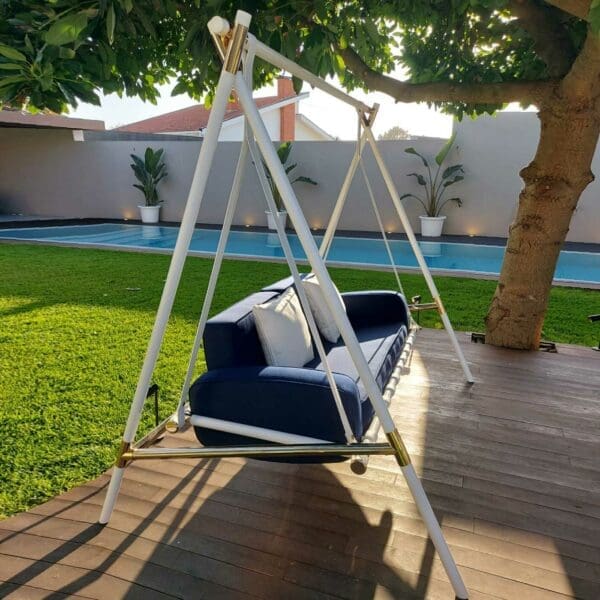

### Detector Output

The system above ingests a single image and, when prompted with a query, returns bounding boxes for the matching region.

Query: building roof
[115,93,301,134]
[0,110,105,131]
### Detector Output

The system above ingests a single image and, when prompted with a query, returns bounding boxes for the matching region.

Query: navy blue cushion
[343,291,410,330]
[190,366,363,452]
[203,291,278,370]
[305,322,408,429]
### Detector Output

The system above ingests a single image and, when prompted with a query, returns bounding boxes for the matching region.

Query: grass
[0,243,598,519]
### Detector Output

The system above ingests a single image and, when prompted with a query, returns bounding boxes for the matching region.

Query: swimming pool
[1,223,599,285]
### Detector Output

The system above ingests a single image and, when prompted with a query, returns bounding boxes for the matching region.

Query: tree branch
[542,0,590,20]
[339,46,555,106]
[561,28,600,100]
[508,0,576,77]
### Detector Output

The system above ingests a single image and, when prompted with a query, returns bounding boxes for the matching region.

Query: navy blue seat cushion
[190,366,363,462]
[203,291,278,370]
[305,322,408,428]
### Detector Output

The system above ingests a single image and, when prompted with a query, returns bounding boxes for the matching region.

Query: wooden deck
[1,328,599,599]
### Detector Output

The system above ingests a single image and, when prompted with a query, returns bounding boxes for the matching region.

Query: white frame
[99,11,470,599]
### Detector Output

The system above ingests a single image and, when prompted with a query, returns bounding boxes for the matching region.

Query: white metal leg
[363,125,474,383]
[403,463,469,599]
[99,466,125,524]
[319,131,367,259]
[171,140,250,430]
[358,158,405,296]
[245,133,355,443]
[98,67,237,524]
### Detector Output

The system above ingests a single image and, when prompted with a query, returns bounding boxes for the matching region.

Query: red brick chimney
[277,77,296,141]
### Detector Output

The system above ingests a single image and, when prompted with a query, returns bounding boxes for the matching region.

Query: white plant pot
[420,215,446,237]
[139,205,161,224]
[266,210,287,231]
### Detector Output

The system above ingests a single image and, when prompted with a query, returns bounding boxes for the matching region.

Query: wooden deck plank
[1,329,599,599]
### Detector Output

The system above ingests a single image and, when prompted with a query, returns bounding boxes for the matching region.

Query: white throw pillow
[253,288,314,367]
[302,273,346,343]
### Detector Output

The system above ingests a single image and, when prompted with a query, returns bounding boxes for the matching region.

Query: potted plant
[400,134,464,237]
[263,142,317,230]
[130,147,168,224]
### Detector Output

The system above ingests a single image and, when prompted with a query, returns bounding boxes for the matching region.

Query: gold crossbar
[123,443,395,461]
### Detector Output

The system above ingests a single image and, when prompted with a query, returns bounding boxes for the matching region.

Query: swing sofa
[190,277,410,449]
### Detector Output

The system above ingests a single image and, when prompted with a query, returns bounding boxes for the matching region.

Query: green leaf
[364,20,380,44]
[292,76,303,95]
[293,176,318,185]
[407,172,428,186]
[404,147,428,167]
[441,164,463,179]
[0,74,27,88]
[0,63,24,71]
[590,2,600,34]
[45,13,90,46]
[277,141,292,164]
[106,4,116,45]
[119,0,133,13]
[443,175,464,187]
[58,47,76,59]
[0,45,27,63]
[435,132,456,166]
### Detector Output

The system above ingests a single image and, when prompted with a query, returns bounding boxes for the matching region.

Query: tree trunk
[485,99,599,349]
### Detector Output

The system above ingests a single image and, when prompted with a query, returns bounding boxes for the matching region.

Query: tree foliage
[1,1,596,116]
[378,126,411,140]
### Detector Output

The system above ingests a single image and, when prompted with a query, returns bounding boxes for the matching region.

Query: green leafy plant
[263,142,317,211]
[130,147,168,207]
[400,134,464,218]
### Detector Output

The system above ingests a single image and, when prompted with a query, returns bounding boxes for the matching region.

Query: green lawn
[0,243,598,519]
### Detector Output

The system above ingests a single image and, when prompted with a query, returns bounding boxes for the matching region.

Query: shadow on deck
[1,329,599,599]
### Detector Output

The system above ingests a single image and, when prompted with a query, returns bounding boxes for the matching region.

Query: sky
[70,75,455,140]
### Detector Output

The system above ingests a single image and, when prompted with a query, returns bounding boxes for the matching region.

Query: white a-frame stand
[99,11,471,598]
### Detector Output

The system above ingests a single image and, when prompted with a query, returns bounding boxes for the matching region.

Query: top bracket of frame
[208,11,250,73]
[207,11,378,121]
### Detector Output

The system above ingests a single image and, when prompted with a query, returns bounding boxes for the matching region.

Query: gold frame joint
[386,429,411,466]
[223,22,248,73]
[116,441,132,468]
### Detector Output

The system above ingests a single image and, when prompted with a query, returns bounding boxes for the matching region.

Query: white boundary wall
[0,112,598,243]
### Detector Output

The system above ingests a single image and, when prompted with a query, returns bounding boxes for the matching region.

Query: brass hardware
[386,429,411,466]
[124,443,396,461]
[408,302,438,312]
[435,297,446,316]
[223,22,248,73]
[359,103,379,129]
[165,419,179,434]
[210,32,227,62]
[116,441,132,468]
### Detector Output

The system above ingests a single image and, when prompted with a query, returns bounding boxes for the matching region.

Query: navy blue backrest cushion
[203,291,279,370]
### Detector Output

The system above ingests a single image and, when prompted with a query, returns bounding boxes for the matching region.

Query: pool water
[1,223,598,285]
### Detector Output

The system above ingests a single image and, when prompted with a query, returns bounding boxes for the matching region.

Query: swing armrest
[342,291,409,329]
[189,366,364,444]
